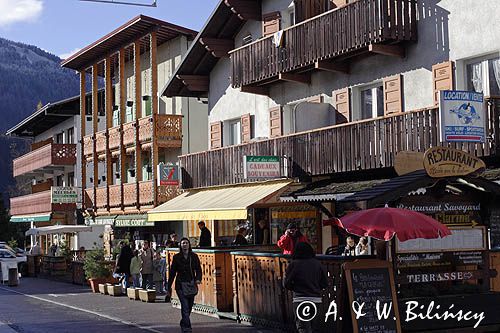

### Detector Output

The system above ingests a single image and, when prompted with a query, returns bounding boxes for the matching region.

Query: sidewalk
[0,278,277,333]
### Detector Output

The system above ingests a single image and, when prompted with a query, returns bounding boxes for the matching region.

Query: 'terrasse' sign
[243,156,281,179]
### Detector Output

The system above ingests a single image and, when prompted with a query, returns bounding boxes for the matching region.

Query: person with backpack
[166,238,202,333]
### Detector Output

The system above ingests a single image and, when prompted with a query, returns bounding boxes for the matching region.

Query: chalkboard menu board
[344,260,401,333]
[490,209,500,250]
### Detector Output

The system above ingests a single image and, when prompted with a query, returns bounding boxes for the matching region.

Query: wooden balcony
[231,0,417,88]
[83,136,93,159]
[139,114,183,149]
[10,190,75,216]
[108,126,121,152]
[95,187,107,209]
[109,184,121,208]
[95,130,107,160]
[123,122,136,148]
[13,143,77,177]
[123,182,137,207]
[139,180,153,206]
[180,100,500,189]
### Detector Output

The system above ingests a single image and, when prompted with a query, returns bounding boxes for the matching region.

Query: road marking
[0,287,162,333]
[48,293,79,297]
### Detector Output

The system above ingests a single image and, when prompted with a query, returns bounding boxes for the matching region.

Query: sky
[0,0,219,59]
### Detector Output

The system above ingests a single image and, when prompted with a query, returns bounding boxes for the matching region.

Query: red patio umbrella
[327,206,452,242]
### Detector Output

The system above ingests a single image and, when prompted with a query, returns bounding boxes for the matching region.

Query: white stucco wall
[208,0,500,137]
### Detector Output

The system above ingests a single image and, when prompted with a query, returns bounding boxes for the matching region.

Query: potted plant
[84,247,112,293]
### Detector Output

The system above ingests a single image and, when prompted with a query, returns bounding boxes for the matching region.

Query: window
[55,132,64,144]
[67,128,74,144]
[226,119,241,146]
[56,175,63,187]
[67,173,75,187]
[288,2,295,27]
[465,55,500,96]
[360,85,384,119]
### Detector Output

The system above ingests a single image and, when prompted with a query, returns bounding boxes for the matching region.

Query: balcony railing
[109,184,121,208]
[139,180,153,206]
[13,143,77,177]
[180,99,500,189]
[83,136,93,158]
[123,182,137,207]
[10,190,75,216]
[139,114,183,148]
[95,187,107,209]
[95,130,107,159]
[123,122,136,147]
[108,126,121,151]
[231,0,417,87]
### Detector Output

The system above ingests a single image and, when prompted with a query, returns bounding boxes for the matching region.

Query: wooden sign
[344,260,401,333]
[394,151,424,176]
[423,146,485,178]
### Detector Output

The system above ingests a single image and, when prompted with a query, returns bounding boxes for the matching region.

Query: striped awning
[148,180,292,221]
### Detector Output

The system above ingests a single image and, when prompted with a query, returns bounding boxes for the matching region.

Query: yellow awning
[148,180,292,221]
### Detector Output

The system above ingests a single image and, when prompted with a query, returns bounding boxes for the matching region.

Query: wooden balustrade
[157,184,181,204]
[83,136,93,158]
[95,187,107,208]
[32,179,53,193]
[155,114,182,148]
[85,188,94,208]
[123,182,137,206]
[122,122,136,147]
[138,116,153,143]
[10,190,53,216]
[108,126,121,151]
[138,180,153,206]
[231,0,417,87]
[13,143,77,177]
[180,101,500,189]
[95,130,107,158]
[108,184,121,208]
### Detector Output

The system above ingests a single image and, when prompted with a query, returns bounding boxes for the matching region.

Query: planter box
[99,283,111,295]
[127,287,140,300]
[139,289,156,303]
[107,284,123,296]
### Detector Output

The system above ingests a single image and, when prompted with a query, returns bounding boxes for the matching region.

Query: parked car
[0,248,28,277]
[0,244,25,257]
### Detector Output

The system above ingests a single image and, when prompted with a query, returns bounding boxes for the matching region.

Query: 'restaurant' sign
[243,156,281,179]
[423,146,485,178]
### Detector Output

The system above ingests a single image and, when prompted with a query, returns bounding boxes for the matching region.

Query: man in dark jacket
[115,241,133,288]
[284,242,328,333]
[198,221,212,247]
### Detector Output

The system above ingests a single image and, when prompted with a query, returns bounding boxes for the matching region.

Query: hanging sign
[157,162,179,186]
[243,156,281,179]
[51,187,79,204]
[394,151,424,176]
[423,146,485,178]
[439,90,486,142]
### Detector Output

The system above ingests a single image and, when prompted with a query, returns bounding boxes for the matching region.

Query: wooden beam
[369,44,405,58]
[315,60,349,74]
[177,75,209,92]
[134,39,142,188]
[241,86,269,96]
[119,48,126,210]
[224,0,261,21]
[199,38,234,58]
[150,31,158,207]
[92,64,99,207]
[104,57,113,209]
[79,70,86,199]
[279,73,311,85]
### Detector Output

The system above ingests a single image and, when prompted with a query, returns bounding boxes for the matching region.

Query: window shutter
[333,88,350,124]
[432,61,454,105]
[210,121,222,149]
[383,74,403,116]
[262,12,281,37]
[307,95,323,103]
[269,106,282,138]
[241,113,252,143]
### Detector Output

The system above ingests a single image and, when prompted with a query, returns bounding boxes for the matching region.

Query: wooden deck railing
[108,126,121,151]
[122,122,136,147]
[95,130,107,157]
[122,182,137,207]
[180,100,500,189]
[138,180,153,206]
[83,136,93,158]
[108,184,121,208]
[10,190,75,216]
[95,186,107,209]
[13,143,77,177]
[231,0,417,87]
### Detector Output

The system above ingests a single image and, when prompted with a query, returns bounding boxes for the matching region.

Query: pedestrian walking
[140,240,154,289]
[114,241,133,289]
[284,242,328,333]
[130,250,141,288]
[198,221,212,247]
[277,223,309,255]
[166,238,202,333]
[153,251,166,294]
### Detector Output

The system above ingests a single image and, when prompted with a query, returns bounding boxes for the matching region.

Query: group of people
[342,235,369,256]
[114,240,167,294]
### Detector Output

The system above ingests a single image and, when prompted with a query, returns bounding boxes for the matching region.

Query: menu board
[344,260,401,333]
[490,210,500,250]
[396,227,486,253]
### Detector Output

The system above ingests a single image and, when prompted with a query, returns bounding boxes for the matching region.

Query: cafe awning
[114,214,154,228]
[25,225,92,236]
[86,215,117,226]
[10,213,51,223]
[148,180,292,221]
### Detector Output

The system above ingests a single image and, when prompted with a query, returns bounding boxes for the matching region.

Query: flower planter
[99,283,111,295]
[127,287,140,300]
[138,289,156,303]
[107,284,123,296]
[88,278,107,293]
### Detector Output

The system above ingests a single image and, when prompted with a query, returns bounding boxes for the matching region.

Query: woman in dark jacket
[166,238,202,333]
[284,242,328,333]
[115,241,133,288]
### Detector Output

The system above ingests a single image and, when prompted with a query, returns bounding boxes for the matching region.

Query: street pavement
[0,278,279,333]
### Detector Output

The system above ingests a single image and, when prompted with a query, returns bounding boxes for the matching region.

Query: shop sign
[439,90,486,143]
[396,251,485,269]
[423,146,485,178]
[51,186,79,204]
[157,162,179,186]
[397,202,481,227]
[243,155,281,179]
[115,219,154,227]
[399,270,478,284]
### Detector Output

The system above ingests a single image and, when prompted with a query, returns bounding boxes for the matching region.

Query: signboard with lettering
[423,146,485,178]
[243,156,281,179]
[51,187,79,204]
[396,251,485,269]
[344,260,401,333]
[397,201,482,227]
[490,209,500,250]
[157,162,179,186]
[398,270,481,284]
[439,90,486,143]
